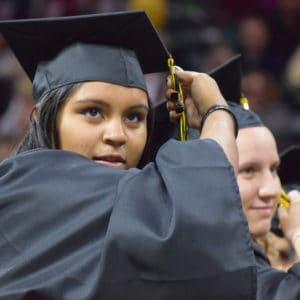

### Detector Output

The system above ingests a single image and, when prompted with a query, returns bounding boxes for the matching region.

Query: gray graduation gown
[0,139,256,299]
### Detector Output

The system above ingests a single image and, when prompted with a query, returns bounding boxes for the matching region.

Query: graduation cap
[206,54,264,129]
[279,145,300,191]
[207,54,263,129]
[208,54,243,105]
[271,145,300,237]
[0,10,170,101]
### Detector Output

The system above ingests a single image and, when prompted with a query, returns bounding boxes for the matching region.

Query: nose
[258,171,281,203]
[102,118,127,147]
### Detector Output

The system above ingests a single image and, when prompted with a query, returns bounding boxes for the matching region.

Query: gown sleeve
[0,139,256,300]
[254,241,300,300]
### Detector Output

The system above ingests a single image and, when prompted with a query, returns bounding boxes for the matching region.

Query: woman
[233,103,282,257]
[167,53,300,298]
[234,103,299,270]
[231,103,300,263]
[0,11,256,300]
[230,103,300,299]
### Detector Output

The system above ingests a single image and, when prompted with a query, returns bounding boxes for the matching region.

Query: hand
[165,69,238,171]
[166,71,227,128]
[278,190,300,242]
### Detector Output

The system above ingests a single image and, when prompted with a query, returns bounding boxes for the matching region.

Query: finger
[288,190,300,202]
[165,88,178,100]
[167,101,184,114]
[175,70,199,82]
[169,110,182,123]
[166,101,176,111]
[174,65,184,72]
[165,89,185,113]
[278,204,288,221]
[166,75,173,89]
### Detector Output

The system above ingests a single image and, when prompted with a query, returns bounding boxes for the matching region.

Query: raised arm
[166,71,238,173]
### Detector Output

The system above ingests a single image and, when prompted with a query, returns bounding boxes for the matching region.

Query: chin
[253,229,271,239]
[251,223,271,238]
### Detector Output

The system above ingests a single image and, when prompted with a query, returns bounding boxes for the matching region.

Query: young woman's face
[56,81,149,170]
[237,127,281,238]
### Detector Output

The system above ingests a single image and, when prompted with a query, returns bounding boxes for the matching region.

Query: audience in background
[0,0,300,160]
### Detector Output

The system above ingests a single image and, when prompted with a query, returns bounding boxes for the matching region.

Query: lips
[251,206,274,217]
[93,155,126,168]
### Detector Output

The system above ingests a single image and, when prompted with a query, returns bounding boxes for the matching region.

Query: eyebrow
[74,98,149,111]
[74,99,108,107]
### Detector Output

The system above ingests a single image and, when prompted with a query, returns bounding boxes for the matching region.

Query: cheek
[238,178,255,209]
[57,115,96,152]
[127,127,148,162]
[133,129,147,153]
[272,177,281,208]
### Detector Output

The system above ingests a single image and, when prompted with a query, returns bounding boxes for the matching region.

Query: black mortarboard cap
[207,54,264,129]
[279,145,300,191]
[208,54,242,104]
[271,145,300,237]
[0,10,170,101]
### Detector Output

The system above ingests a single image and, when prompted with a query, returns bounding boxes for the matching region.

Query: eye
[240,167,254,175]
[82,107,102,118]
[239,166,256,178]
[270,164,279,176]
[125,112,146,123]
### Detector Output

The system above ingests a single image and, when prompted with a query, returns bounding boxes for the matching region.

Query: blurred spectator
[0,82,34,140]
[285,46,300,91]
[200,42,235,72]
[76,0,98,14]
[127,0,169,105]
[0,34,21,78]
[266,0,300,79]
[13,0,77,18]
[211,0,259,25]
[242,69,300,150]
[284,45,300,110]
[127,0,168,31]
[165,0,211,70]
[97,0,128,12]
[0,1,15,19]
[235,15,274,75]
[242,70,280,113]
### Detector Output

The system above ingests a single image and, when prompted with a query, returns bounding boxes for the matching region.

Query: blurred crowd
[1,0,300,160]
